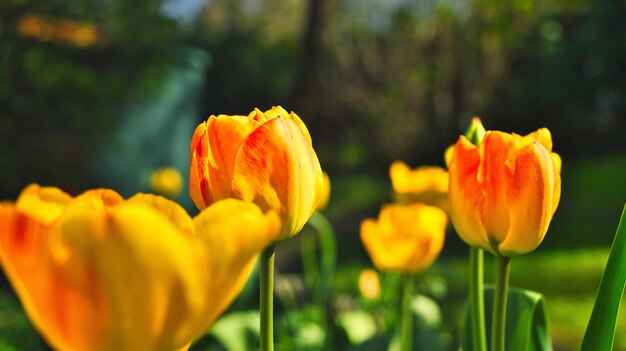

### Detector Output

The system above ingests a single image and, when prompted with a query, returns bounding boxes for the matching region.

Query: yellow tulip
[360,203,447,273]
[448,128,561,256]
[389,161,449,211]
[149,167,184,198]
[189,106,323,240]
[0,184,280,351]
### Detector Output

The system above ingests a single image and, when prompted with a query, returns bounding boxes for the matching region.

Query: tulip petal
[192,199,280,334]
[551,153,562,216]
[15,184,72,225]
[479,131,518,245]
[232,116,323,239]
[498,142,557,255]
[389,161,411,193]
[47,203,204,351]
[190,122,210,209]
[525,128,553,152]
[448,136,492,252]
[128,193,195,238]
[0,205,70,349]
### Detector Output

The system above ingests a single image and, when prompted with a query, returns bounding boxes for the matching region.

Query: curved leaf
[463,287,553,351]
[581,204,626,351]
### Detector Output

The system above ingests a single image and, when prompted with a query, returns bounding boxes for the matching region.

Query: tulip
[358,268,381,301]
[149,167,184,198]
[190,106,323,241]
[0,184,280,351]
[389,161,449,211]
[360,203,447,273]
[448,128,561,257]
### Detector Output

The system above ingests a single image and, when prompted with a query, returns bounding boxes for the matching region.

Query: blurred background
[0,0,625,350]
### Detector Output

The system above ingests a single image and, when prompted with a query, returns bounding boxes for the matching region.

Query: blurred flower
[360,203,447,273]
[316,172,331,211]
[150,167,184,198]
[0,184,280,351]
[448,128,561,256]
[389,161,449,211]
[358,268,381,300]
[17,13,101,47]
[190,106,323,240]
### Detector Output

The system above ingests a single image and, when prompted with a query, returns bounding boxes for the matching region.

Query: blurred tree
[0,0,181,197]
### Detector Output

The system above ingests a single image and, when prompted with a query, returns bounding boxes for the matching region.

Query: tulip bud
[190,106,324,240]
[448,128,561,256]
[464,117,486,145]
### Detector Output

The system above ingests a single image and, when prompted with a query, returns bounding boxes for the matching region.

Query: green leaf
[581,204,626,351]
[205,311,260,351]
[463,287,553,351]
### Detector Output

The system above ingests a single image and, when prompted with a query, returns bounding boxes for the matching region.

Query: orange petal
[232,116,323,239]
[479,131,519,245]
[448,136,492,252]
[190,122,212,209]
[498,142,558,255]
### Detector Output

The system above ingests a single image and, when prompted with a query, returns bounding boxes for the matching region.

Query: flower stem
[260,245,275,351]
[469,247,487,351]
[400,274,414,351]
[491,256,511,351]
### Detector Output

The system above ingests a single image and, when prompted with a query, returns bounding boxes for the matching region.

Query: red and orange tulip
[0,184,280,351]
[360,203,447,273]
[448,128,561,256]
[190,106,323,240]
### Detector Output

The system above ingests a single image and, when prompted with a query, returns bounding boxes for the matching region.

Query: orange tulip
[360,203,447,273]
[0,184,280,351]
[448,128,561,256]
[190,106,323,240]
[389,161,449,211]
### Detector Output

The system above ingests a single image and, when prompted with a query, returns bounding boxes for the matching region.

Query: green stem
[400,274,414,351]
[491,256,511,351]
[469,247,487,351]
[260,245,275,351]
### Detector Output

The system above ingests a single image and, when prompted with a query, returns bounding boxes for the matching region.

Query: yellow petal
[127,193,195,238]
[15,184,72,225]
[191,199,280,334]
[316,172,331,211]
[47,203,204,351]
